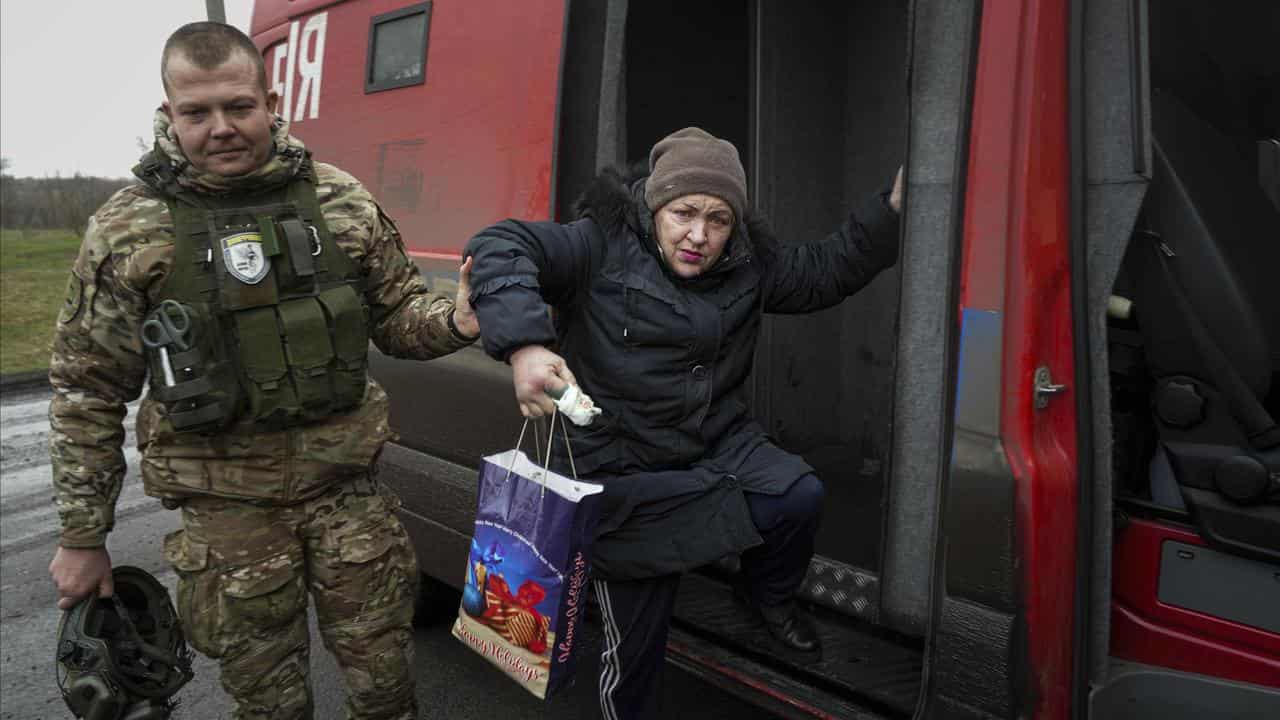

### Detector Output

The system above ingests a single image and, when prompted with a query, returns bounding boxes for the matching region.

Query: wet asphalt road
[0,385,776,719]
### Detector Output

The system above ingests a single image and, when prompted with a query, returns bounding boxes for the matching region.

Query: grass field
[1,228,81,374]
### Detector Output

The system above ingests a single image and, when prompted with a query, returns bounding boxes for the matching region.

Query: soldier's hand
[453,257,480,338]
[50,546,114,610]
[510,345,577,418]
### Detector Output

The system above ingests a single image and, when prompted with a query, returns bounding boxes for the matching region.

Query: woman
[465,127,902,719]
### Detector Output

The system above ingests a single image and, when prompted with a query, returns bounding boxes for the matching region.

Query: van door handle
[1034,366,1068,409]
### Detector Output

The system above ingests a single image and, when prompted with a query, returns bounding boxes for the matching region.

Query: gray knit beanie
[644,127,747,221]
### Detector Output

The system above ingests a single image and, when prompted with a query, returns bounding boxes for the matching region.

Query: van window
[366,2,432,93]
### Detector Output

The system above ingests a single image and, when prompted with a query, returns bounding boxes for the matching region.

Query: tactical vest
[135,154,370,433]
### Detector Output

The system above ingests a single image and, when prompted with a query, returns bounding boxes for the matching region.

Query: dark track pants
[592,474,824,720]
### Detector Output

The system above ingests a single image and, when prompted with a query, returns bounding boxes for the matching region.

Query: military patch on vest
[220,232,270,285]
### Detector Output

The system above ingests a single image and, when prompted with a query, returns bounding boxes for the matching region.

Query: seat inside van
[1108,9,1280,564]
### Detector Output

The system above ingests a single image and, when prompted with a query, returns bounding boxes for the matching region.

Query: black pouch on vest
[146,302,242,433]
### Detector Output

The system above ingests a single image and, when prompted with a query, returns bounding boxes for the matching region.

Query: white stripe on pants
[595,579,623,720]
[589,575,682,720]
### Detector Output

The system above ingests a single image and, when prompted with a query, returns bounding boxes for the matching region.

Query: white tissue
[555,384,602,427]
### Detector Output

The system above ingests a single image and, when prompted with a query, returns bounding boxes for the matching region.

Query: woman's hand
[509,345,578,418]
[889,166,904,214]
[453,256,480,338]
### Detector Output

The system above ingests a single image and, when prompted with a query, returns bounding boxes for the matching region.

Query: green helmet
[56,566,194,720]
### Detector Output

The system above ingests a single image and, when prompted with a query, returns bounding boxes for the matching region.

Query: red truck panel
[251,0,566,259]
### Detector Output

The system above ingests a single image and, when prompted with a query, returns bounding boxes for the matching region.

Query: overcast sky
[1,0,255,178]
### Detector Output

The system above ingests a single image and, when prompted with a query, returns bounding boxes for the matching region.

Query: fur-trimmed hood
[571,164,779,272]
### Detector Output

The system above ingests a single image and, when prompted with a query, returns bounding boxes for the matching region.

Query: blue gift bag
[452,415,604,698]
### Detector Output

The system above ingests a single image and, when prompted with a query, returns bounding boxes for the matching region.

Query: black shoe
[759,602,821,654]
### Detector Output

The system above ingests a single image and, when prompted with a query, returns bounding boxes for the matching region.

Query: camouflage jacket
[49,114,472,548]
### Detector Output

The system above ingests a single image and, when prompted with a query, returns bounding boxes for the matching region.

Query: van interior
[1096,0,1280,704]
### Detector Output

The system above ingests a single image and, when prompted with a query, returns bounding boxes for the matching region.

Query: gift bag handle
[503,411,579,484]
[499,411,579,542]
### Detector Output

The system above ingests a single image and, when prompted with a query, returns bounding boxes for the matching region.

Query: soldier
[46,22,477,720]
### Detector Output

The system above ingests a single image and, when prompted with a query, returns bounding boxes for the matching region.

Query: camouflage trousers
[162,474,419,720]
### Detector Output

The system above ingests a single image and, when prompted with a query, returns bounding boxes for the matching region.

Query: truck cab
[250,1,1280,716]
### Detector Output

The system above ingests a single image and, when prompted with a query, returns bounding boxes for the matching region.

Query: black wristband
[448,308,479,341]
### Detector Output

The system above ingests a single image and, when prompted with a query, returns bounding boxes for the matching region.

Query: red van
[250,1,1280,716]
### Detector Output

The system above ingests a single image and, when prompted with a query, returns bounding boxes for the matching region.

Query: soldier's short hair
[162,22,269,95]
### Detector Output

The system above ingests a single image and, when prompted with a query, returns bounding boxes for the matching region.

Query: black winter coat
[465,169,899,579]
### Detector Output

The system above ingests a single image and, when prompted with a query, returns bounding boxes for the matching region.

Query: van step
[671,573,922,718]
[666,627,900,719]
